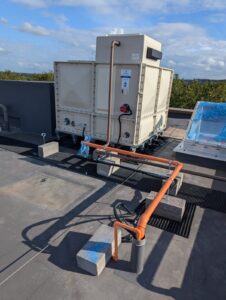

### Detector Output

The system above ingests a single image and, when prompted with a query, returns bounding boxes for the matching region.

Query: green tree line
[0,70,225,109]
[170,79,226,108]
[0,70,54,81]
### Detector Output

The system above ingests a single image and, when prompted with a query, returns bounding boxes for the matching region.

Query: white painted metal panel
[95,65,115,114]
[154,111,168,132]
[55,61,93,111]
[113,65,140,114]
[137,115,155,144]
[156,69,172,112]
[93,115,135,145]
[56,110,91,135]
[141,66,160,117]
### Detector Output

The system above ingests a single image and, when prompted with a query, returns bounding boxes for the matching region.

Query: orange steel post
[82,141,183,261]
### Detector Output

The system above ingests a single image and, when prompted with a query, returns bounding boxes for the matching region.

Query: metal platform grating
[148,203,196,238]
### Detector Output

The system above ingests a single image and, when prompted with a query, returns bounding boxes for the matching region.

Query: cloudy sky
[0,0,226,78]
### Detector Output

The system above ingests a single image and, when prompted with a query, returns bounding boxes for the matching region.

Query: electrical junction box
[54,34,173,147]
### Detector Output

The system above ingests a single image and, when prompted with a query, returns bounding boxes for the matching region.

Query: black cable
[82,126,86,138]
[94,158,170,180]
[117,107,132,144]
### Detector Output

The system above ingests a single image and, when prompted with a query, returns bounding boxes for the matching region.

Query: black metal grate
[148,203,196,238]
[148,182,226,238]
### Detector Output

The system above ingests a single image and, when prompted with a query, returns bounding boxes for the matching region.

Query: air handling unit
[54,34,173,147]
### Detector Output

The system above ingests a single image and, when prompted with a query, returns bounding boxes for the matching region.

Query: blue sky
[0,0,226,78]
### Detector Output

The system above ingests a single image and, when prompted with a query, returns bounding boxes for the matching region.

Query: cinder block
[146,191,186,222]
[38,141,59,158]
[94,150,120,177]
[162,172,184,196]
[76,224,121,276]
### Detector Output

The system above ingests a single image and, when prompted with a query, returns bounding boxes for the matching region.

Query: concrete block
[93,149,103,161]
[146,191,186,222]
[38,141,59,158]
[95,150,120,177]
[162,172,184,196]
[76,224,121,276]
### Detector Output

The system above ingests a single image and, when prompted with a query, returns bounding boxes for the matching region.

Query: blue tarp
[78,134,92,157]
[187,101,226,145]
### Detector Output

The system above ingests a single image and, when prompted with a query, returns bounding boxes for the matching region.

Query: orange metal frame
[82,141,183,261]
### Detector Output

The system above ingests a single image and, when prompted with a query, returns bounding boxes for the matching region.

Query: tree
[170,79,226,109]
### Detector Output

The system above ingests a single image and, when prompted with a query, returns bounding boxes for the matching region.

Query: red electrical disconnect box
[120,104,130,113]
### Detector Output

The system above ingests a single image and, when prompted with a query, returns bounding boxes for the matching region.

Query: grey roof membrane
[0,116,226,300]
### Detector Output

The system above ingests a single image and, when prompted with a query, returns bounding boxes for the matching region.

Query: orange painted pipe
[136,163,183,233]
[106,40,120,147]
[82,141,179,166]
[82,141,183,261]
[112,221,142,261]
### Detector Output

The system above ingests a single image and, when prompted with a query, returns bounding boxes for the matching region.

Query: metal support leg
[55,129,60,141]
[130,238,146,274]
[72,134,78,144]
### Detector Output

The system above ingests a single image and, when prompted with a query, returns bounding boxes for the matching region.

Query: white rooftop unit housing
[54,34,173,147]
[96,34,162,66]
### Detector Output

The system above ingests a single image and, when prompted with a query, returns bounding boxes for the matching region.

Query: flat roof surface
[0,116,226,300]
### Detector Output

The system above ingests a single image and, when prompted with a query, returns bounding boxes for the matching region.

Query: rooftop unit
[54,34,173,147]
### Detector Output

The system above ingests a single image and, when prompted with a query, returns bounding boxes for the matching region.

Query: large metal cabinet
[54,34,173,147]
[55,61,173,146]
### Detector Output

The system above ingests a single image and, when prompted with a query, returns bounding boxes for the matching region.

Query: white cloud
[0,47,10,55]
[207,57,225,67]
[10,0,226,16]
[18,61,49,69]
[57,0,118,9]
[128,0,191,14]
[17,22,50,36]
[54,0,226,17]
[207,13,226,23]
[110,28,124,34]
[41,22,226,78]
[145,22,226,78]
[202,0,226,9]
[4,0,226,79]
[168,60,176,66]
[0,17,8,24]
[3,21,226,78]
[0,38,56,72]
[11,0,47,8]
[42,11,68,25]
